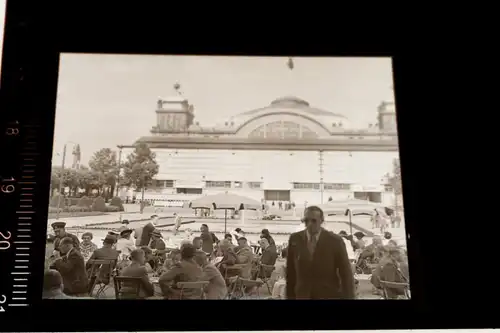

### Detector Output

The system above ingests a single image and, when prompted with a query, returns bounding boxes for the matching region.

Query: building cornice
[120,137,399,152]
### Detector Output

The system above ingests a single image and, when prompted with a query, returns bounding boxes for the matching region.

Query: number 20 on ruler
[1,175,16,312]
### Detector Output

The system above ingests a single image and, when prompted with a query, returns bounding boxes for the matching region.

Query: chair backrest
[177,281,209,299]
[379,280,410,299]
[87,259,116,279]
[177,281,209,289]
[113,276,143,299]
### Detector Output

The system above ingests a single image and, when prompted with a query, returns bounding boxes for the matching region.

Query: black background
[0,1,496,331]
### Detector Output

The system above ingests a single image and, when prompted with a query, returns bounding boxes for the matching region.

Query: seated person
[359,236,386,264]
[86,235,119,291]
[119,249,155,299]
[150,229,167,261]
[140,246,155,273]
[50,237,89,297]
[43,269,74,299]
[271,251,287,299]
[370,246,410,299]
[216,240,238,279]
[158,244,203,299]
[163,249,181,272]
[253,238,277,279]
[194,251,227,299]
[235,237,254,279]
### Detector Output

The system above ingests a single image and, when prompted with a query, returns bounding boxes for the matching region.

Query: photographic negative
[44,54,408,300]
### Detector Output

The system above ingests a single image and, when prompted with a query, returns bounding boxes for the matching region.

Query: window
[324,183,351,190]
[234,181,242,188]
[165,180,174,188]
[206,181,232,188]
[384,184,393,192]
[247,182,262,189]
[293,182,320,190]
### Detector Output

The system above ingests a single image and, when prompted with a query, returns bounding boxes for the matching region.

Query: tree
[122,143,159,209]
[89,148,118,200]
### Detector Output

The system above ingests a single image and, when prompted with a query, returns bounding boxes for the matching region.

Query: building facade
[119,95,400,207]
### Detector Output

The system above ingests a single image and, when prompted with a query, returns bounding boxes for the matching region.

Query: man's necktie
[308,234,317,256]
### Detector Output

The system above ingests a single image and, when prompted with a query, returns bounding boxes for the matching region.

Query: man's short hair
[43,269,63,291]
[60,237,74,246]
[304,205,324,220]
[224,233,232,239]
[192,236,202,242]
[130,249,145,261]
[238,237,247,242]
[181,243,196,260]
[201,224,208,228]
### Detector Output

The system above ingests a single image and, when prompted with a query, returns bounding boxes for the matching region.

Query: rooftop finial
[174,82,182,96]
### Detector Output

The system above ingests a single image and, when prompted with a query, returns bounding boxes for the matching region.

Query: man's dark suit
[286,228,355,299]
[120,262,155,299]
[86,246,119,284]
[51,248,89,295]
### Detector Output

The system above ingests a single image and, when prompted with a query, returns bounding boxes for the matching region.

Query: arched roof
[238,96,347,119]
[218,96,350,137]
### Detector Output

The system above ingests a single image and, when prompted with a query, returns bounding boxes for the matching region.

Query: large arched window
[248,121,318,139]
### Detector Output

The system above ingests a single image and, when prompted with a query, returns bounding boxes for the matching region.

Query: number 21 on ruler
[0,294,6,312]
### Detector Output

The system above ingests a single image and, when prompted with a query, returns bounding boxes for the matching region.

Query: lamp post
[56,141,77,219]
[319,150,324,204]
[115,145,124,197]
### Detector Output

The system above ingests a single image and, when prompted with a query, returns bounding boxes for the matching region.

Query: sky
[53,54,394,166]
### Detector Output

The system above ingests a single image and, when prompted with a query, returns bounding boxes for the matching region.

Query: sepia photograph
[43,54,408,300]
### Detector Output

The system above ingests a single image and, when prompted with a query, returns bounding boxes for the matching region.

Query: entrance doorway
[264,190,290,201]
[354,191,382,203]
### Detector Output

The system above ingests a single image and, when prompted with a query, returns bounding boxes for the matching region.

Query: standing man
[200,224,218,254]
[286,206,355,299]
[51,222,80,253]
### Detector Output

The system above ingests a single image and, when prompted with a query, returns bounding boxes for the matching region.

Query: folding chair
[257,263,275,294]
[379,280,410,299]
[223,264,246,299]
[113,276,143,299]
[87,259,116,298]
[228,277,263,299]
[177,281,210,299]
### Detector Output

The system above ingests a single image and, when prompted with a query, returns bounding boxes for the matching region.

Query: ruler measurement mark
[12,297,27,300]
[19,181,36,184]
[13,241,33,244]
[21,188,34,190]
[18,222,32,225]
[19,205,32,208]
[20,153,40,156]
[13,291,27,294]
[16,247,30,250]
[8,304,28,307]
[13,278,28,281]
[20,199,33,202]
[11,272,30,275]
[15,259,29,262]
[13,284,28,287]
[15,253,29,256]
[16,211,35,213]
[23,158,34,161]
[18,229,31,232]
[18,235,31,238]
[14,266,29,269]
[20,193,34,196]
[23,170,35,173]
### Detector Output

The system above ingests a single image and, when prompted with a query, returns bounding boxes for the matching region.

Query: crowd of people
[44,207,409,300]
